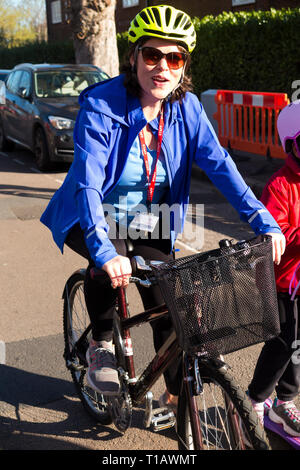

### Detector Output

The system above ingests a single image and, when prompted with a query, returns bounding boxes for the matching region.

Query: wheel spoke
[177,364,268,450]
[63,275,112,424]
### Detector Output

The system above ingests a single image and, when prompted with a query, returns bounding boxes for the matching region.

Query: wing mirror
[19,87,30,99]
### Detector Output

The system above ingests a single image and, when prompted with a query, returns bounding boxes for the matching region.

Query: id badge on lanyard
[129,108,164,234]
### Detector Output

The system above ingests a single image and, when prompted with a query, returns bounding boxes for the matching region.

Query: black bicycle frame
[116,286,182,404]
[70,283,206,449]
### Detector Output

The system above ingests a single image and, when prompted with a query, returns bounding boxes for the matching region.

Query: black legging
[248,293,300,402]
[65,223,182,395]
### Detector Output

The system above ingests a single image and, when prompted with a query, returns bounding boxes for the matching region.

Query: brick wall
[46,0,72,42]
[116,0,297,32]
[46,0,297,41]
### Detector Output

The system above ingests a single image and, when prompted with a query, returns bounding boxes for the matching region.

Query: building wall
[46,0,297,41]
[46,0,72,42]
[116,0,297,33]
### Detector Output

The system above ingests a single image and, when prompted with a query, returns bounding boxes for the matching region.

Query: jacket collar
[78,74,180,129]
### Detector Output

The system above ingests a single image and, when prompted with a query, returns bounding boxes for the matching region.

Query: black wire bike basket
[152,235,280,355]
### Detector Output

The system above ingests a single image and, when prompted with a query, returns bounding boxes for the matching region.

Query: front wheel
[177,358,269,450]
[63,270,112,425]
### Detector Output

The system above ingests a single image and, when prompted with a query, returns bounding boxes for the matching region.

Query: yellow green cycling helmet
[128,5,196,53]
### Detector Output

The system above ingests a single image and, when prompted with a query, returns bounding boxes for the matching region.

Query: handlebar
[90,255,161,288]
[89,236,264,287]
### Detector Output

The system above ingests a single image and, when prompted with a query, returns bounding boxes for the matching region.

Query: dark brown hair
[120,38,193,104]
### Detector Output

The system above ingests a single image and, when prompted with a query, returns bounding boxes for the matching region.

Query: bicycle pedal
[144,391,175,431]
[66,359,85,371]
[151,407,176,432]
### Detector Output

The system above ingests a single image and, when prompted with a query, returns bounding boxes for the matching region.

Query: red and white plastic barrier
[213,90,290,159]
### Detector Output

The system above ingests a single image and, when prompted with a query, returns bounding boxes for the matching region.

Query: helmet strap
[131,45,140,74]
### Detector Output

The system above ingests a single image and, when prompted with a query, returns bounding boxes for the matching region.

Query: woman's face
[131,38,185,107]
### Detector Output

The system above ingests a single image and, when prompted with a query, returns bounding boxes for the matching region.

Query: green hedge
[0,40,75,69]
[191,8,300,99]
[1,8,299,100]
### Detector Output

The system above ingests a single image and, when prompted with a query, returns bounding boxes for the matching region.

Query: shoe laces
[89,347,115,370]
[280,401,300,423]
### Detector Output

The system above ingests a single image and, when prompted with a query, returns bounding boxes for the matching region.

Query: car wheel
[34,127,51,171]
[0,119,15,151]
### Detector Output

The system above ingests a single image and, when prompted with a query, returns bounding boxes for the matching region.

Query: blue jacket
[40,74,281,268]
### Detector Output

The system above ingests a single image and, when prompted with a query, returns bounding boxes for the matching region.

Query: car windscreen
[34,70,109,98]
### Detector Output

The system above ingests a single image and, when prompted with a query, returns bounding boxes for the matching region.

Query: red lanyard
[138,107,164,206]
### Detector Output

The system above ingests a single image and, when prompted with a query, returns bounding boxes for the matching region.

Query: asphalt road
[0,145,297,454]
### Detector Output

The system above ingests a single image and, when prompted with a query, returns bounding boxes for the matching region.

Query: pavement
[0,145,295,457]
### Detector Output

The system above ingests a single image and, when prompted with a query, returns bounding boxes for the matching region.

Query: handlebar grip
[90,256,138,280]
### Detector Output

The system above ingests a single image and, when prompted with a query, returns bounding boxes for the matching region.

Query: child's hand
[265,232,286,265]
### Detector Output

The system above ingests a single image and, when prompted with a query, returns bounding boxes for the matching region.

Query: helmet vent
[148,8,155,23]
[127,6,196,52]
[174,13,184,28]
[140,11,150,25]
[165,7,172,26]
[152,7,162,27]
[143,28,185,39]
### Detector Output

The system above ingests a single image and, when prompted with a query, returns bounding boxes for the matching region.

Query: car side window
[18,71,31,97]
[6,70,23,94]
[5,72,15,91]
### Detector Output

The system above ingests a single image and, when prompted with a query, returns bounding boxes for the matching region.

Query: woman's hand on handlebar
[102,255,132,289]
[265,232,286,265]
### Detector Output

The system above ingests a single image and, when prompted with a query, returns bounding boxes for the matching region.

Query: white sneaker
[268,398,300,437]
[240,394,264,447]
[86,342,120,396]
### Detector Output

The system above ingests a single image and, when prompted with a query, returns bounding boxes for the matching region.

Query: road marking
[0,341,6,364]
[30,167,41,173]
[13,158,25,165]
[1,151,65,192]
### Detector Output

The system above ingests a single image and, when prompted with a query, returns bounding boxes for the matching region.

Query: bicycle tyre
[63,270,112,425]
[177,359,269,450]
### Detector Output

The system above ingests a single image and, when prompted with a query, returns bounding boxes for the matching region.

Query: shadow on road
[0,364,176,450]
[0,184,56,200]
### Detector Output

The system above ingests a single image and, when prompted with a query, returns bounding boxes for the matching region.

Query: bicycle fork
[182,353,204,450]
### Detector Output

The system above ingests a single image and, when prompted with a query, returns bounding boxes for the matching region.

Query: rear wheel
[63,270,112,425]
[177,358,269,450]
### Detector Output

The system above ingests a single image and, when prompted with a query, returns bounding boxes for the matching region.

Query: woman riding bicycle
[41,5,285,409]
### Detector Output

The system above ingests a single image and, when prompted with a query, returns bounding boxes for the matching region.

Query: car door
[3,70,23,140]
[14,70,35,148]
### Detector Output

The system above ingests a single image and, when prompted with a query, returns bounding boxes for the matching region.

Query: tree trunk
[69,0,119,78]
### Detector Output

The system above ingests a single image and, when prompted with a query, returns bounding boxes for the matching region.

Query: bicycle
[62,234,280,450]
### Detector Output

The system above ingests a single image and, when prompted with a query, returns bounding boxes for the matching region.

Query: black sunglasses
[139,46,188,70]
